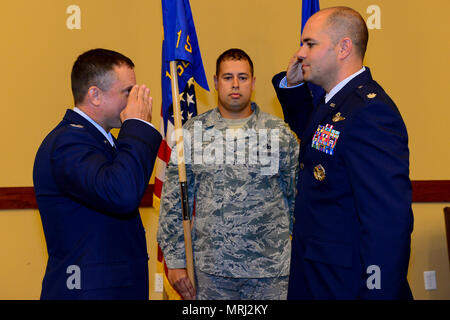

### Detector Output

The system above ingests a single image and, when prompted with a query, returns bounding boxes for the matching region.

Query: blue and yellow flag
[161,0,209,135]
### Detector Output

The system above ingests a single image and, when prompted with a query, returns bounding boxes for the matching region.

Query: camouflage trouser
[195,269,288,300]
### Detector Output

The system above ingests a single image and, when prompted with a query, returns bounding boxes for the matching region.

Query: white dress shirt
[279,66,366,103]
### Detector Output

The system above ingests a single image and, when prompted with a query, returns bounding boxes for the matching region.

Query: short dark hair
[216,48,254,76]
[71,48,134,105]
[324,7,369,59]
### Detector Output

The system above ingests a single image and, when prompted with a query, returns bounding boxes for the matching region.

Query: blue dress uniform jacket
[33,109,161,299]
[272,68,414,299]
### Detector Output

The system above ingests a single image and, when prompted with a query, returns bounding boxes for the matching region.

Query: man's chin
[218,102,252,117]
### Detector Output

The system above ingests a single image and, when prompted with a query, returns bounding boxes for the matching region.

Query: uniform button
[300,163,305,170]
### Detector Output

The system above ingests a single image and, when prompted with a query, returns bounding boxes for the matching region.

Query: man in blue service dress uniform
[272,7,414,299]
[33,49,161,299]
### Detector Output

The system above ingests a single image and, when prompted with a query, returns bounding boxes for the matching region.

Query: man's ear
[213,74,218,90]
[86,86,102,106]
[338,37,352,60]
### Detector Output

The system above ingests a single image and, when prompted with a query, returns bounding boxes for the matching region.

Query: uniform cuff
[279,76,305,88]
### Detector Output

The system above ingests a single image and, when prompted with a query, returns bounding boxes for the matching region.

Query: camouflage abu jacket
[157,103,299,278]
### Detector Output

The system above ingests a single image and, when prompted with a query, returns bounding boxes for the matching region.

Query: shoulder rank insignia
[313,164,326,181]
[367,93,377,99]
[70,124,84,128]
[312,124,340,155]
[332,112,345,122]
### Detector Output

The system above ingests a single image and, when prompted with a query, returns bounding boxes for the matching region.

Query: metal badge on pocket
[313,164,326,181]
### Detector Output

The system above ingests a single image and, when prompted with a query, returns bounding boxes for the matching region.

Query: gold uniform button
[313,164,326,181]
[367,93,377,99]
[329,103,336,108]
[300,163,305,170]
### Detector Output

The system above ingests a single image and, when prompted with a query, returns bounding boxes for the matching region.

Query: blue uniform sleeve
[272,72,314,139]
[51,119,161,214]
[343,100,413,299]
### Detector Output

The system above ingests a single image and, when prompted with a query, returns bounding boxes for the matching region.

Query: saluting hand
[286,51,304,87]
[120,84,153,124]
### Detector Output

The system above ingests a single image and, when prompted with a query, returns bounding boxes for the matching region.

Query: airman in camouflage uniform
[157,49,299,300]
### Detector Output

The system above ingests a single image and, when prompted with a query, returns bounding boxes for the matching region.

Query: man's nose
[232,76,239,88]
[297,45,306,61]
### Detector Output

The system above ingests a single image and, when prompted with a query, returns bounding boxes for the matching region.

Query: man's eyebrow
[221,72,249,77]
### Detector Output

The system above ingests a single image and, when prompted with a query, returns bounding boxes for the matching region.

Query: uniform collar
[205,102,260,130]
[326,67,373,108]
[63,109,117,148]
[72,107,115,147]
[325,67,366,103]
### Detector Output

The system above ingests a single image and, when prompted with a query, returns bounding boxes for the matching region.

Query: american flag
[154,77,198,200]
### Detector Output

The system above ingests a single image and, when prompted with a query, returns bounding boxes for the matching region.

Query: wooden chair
[445,207,450,264]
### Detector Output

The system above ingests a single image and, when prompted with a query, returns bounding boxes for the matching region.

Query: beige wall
[0,0,449,299]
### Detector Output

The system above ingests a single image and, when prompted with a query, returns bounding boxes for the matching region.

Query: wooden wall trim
[0,185,154,210]
[0,181,448,210]
[0,187,37,210]
[411,180,450,202]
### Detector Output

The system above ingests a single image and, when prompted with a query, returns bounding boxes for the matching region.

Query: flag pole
[169,60,195,290]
